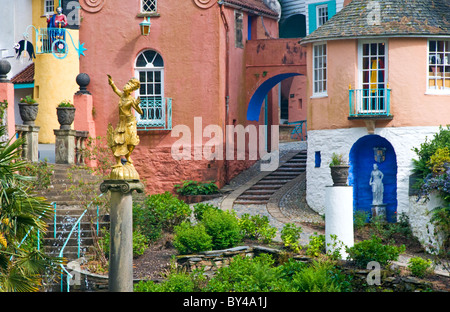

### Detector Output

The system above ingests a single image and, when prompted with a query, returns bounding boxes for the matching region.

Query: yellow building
[31,0,80,143]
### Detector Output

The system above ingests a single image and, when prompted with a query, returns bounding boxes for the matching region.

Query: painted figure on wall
[106,74,143,180]
[369,163,384,205]
[47,7,68,28]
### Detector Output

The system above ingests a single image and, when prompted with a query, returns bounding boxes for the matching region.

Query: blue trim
[248,15,252,41]
[308,0,336,34]
[247,73,301,122]
[14,83,34,89]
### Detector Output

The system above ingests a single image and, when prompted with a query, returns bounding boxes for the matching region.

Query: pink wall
[0,82,16,139]
[306,38,450,131]
[80,1,281,194]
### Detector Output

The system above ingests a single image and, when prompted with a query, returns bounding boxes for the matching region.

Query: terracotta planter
[18,102,39,125]
[330,165,350,186]
[57,107,76,130]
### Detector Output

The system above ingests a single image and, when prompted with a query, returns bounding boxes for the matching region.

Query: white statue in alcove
[369,163,384,205]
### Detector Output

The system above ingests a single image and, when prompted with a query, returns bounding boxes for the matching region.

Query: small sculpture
[46,7,68,28]
[106,74,143,180]
[369,163,384,205]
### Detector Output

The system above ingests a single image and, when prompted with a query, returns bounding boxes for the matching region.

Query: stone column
[325,186,354,259]
[100,180,144,292]
[54,129,76,164]
[16,124,40,162]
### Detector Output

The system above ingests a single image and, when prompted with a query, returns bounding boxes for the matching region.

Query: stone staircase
[234,150,307,205]
[41,164,108,261]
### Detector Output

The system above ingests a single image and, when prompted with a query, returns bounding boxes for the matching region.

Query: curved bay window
[135,50,172,130]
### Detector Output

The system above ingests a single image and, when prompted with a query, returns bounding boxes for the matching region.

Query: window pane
[147,71,154,82]
[155,71,161,82]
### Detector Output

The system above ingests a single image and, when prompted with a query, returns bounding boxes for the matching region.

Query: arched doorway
[349,135,397,223]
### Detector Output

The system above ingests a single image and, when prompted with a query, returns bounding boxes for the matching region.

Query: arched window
[135,50,171,130]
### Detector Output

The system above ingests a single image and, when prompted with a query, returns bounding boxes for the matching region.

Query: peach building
[301,0,450,240]
[78,0,289,194]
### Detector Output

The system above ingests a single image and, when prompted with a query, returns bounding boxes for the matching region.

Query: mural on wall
[348,135,397,223]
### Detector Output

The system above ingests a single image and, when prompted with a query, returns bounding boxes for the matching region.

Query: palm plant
[0,126,63,292]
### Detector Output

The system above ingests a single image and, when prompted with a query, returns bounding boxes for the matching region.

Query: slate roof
[301,0,450,44]
[11,63,34,84]
[221,0,280,18]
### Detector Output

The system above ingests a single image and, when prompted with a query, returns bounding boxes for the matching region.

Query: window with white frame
[135,50,168,129]
[141,0,157,13]
[44,0,55,15]
[316,4,328,27]
[428,40,450,93]
[358,41,388,113]
[313,43,327,95]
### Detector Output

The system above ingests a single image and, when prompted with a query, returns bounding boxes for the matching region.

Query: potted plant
[329,152,350,186]
[56,100,76,130]
[18,95,39,126]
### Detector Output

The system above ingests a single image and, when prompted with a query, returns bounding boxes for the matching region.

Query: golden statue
[106,74,143,180]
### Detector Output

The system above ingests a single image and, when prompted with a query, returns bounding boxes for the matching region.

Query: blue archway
[348,135,398,223]
[246,73,301,122]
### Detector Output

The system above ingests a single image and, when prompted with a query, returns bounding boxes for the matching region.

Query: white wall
[0,0,33,79]
[306,126,443,248]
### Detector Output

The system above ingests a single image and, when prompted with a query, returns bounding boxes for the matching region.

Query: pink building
[301,0,450,242]
[77,0,306,194]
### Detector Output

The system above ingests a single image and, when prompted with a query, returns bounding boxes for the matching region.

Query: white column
[325,186,354,259]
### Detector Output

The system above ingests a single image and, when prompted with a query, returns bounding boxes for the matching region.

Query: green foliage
[135,265,206,292]
[329,152,346,167]
[306,233,325,257]
[280,223,303,253]
[57,100,74,107]
[174,180,219,195]
[19,160,54,191]
[238,213,277,244]
[346,236,405,268]
[290,260,345,292]
[201,209,242,250]
[0,99,7,121]
[99,227,148,258]
[0,126,63,291]
[205,254,290,292]
[407,257,433,278]
[193,203,220,221]
[412,125,450,181]
[133,192,191,241]
[353,210,370,230]
[173,221,213,254]
[19,95,36,104]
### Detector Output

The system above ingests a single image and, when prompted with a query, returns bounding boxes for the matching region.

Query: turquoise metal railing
[287,120,307,141]
[59,194,105,292]
[349,88,391,117]
[37,28,67,54]
[137,97,172,130]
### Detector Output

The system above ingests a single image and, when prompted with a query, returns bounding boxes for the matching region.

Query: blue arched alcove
[348,135,398,223]
[247,73,301,122]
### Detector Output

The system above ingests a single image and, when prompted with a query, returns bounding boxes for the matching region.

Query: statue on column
[106,74,143,180]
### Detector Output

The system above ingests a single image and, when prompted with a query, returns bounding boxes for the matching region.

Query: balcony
[36,28,67,55]
[137,97,172,131]
[348,87,392,120]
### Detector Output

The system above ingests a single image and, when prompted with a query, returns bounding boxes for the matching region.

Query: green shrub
[238,213,277,244]
[133,192,191,241]
[280,223,303,253]
[99,227,148,258]
[173,221,213,254]
[291,260,344,292]
[193,203,220,221]
[353,210,369,229]
[306,233,325,257]
[408,257,433,278]
[134,267,206,292]
[346,236,405,268]
[205,254,290,292]
[174,180,219,195]
[201,209,242,250]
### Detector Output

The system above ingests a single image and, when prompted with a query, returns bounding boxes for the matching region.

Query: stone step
[234,199,269,205]
[248,184,283,190]
[242,189,277,195]
[237,194,271,201]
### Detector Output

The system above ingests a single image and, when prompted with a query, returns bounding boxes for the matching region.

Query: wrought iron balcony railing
[349,87,392,118]
[137,97,172,130]
[36,27,67,54]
